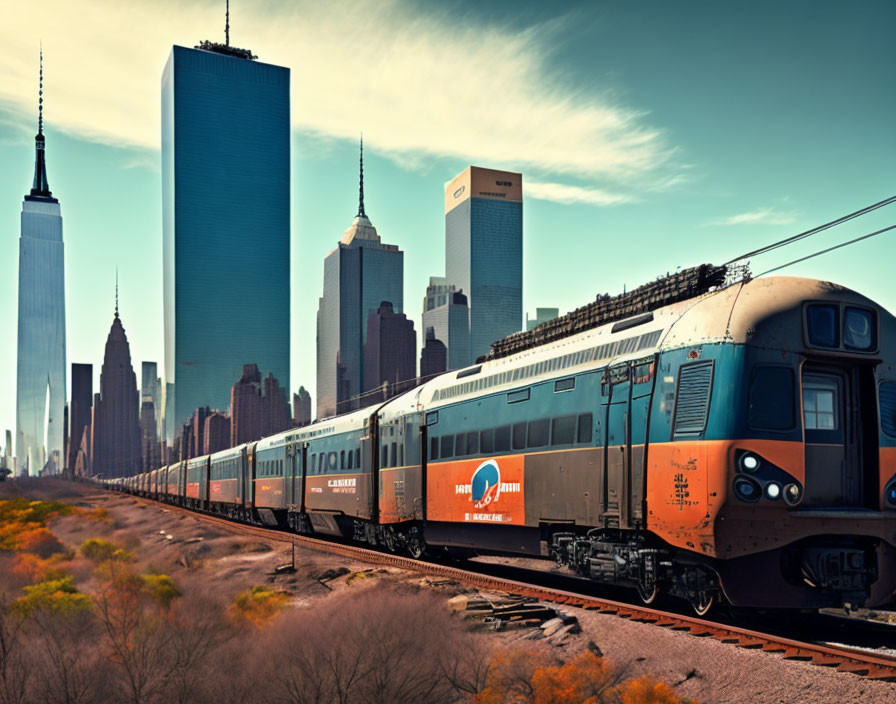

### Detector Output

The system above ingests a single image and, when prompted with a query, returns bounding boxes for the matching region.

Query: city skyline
[1,0,895,439]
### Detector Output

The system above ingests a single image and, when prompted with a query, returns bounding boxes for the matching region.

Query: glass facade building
[16,98,66,476]
[445,166,523,361]
[162,45,290,441]
[421,277,470,371]
[316,214,403,419]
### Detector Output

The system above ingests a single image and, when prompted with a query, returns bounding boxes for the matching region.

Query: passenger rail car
[106,277,896,613]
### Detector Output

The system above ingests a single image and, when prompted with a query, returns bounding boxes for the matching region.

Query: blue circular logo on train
[471,460,501,509]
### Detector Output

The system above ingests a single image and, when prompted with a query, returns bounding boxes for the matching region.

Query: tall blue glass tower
[161,37,290,442]
[445,166,523,362]
[16,52,66,475]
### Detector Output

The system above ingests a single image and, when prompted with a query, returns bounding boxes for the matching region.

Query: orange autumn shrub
[477,649,697,704]
[618,676,697,704]
[531,652,617,704]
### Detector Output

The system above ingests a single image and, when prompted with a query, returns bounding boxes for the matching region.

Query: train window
[466,431,479,455]
[748,367,795,431]
[495,425,511,452]
[554,377,575,393]
[480,428,495,454]
[803,376,839,430]
[806,304,839,348]
[844,307,875,351]
[426,411,439,426]
[347,450,354,470]
[430,437,439,460]
[356,448,361,468]
[340,450,346,470]
[507,388,530,404]
[382,446,389,467]
[512,423,527,450]
[577,413,593,443]
[551,415,577,445]
[441,435,454,459]
[633,360,654,385]
[528,419,550,448]
[399,445,404,466]
[391,443,397,466]
[455,433,467,456]
[879,382,896,437]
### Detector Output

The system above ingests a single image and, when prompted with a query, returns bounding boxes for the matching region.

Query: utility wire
[755,224,896,277]
[725,194,896,265]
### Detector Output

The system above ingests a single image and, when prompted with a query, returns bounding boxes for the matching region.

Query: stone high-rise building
[16,53,66,475]
[316,139,403,418]
[191,406,212,459]
[445,166,522,360]
[203,412,230,454]
[292,386,312,427]
[263,373,291,436]
[91,303,141,478]
[420,328,447,380]
[162,30,290,442]
[363,301,416,405]
[230,364,263,445]
[68,363,92,472]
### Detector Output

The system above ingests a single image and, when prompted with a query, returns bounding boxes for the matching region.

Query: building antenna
[115,268,119,318]
[358,133,366,218]
[225,0,230,46]
[38,42,43,135]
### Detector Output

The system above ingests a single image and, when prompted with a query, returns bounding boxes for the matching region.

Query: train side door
[629,357,657,527]
[604,363,632,527]
[802,366,863,506]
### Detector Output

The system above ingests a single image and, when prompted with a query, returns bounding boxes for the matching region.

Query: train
[105,275,896,614]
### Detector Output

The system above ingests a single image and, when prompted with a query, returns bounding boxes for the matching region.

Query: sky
[0,0,894,439]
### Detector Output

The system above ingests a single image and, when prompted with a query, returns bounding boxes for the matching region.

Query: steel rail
[127,491,896,682]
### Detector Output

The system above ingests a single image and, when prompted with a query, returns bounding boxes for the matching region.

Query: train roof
[416,276,889,409]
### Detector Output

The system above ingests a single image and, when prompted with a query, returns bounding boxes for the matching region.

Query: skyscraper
[445,166,522,361]
[162,24,290,442]
[68,363,92,472]
[363,301,416,405]
[292,386,312,427]
[527,307,559,331]
[16,51,66,476]
[316,140,404,418]
[420,328,447,380]
[421,277,471,371]
[91,299,141,478]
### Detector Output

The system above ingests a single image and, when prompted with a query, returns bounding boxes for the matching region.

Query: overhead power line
[725,194,896,265]
[755,223,896,277]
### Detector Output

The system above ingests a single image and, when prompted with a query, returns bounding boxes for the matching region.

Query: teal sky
[0,0,893,437]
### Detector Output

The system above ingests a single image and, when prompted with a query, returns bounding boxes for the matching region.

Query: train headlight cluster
[734,450,802,506]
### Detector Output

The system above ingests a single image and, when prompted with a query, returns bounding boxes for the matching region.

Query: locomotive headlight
[765,482,782,500]
[733,476,761,503]
[783,482,802,507]
[739,453,761,473]
[886,484,896,507]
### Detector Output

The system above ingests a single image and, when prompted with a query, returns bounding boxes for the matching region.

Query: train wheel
[637,580,659,605]
[690,590,715,617]
[407,535,425,559]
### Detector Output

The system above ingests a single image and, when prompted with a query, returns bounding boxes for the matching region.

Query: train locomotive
[110,275,896,614]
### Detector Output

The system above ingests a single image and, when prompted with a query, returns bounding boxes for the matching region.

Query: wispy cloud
[525,180,634,207]
[706,207,798,227]
[0,0,683,205]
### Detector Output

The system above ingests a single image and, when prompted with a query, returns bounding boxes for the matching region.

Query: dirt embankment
[1,479,894,703]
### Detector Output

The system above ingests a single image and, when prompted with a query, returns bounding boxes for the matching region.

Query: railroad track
[124,492,896,682]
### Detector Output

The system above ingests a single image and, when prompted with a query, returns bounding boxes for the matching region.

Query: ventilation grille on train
[673,361,714,434]
[880,382,896,436]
